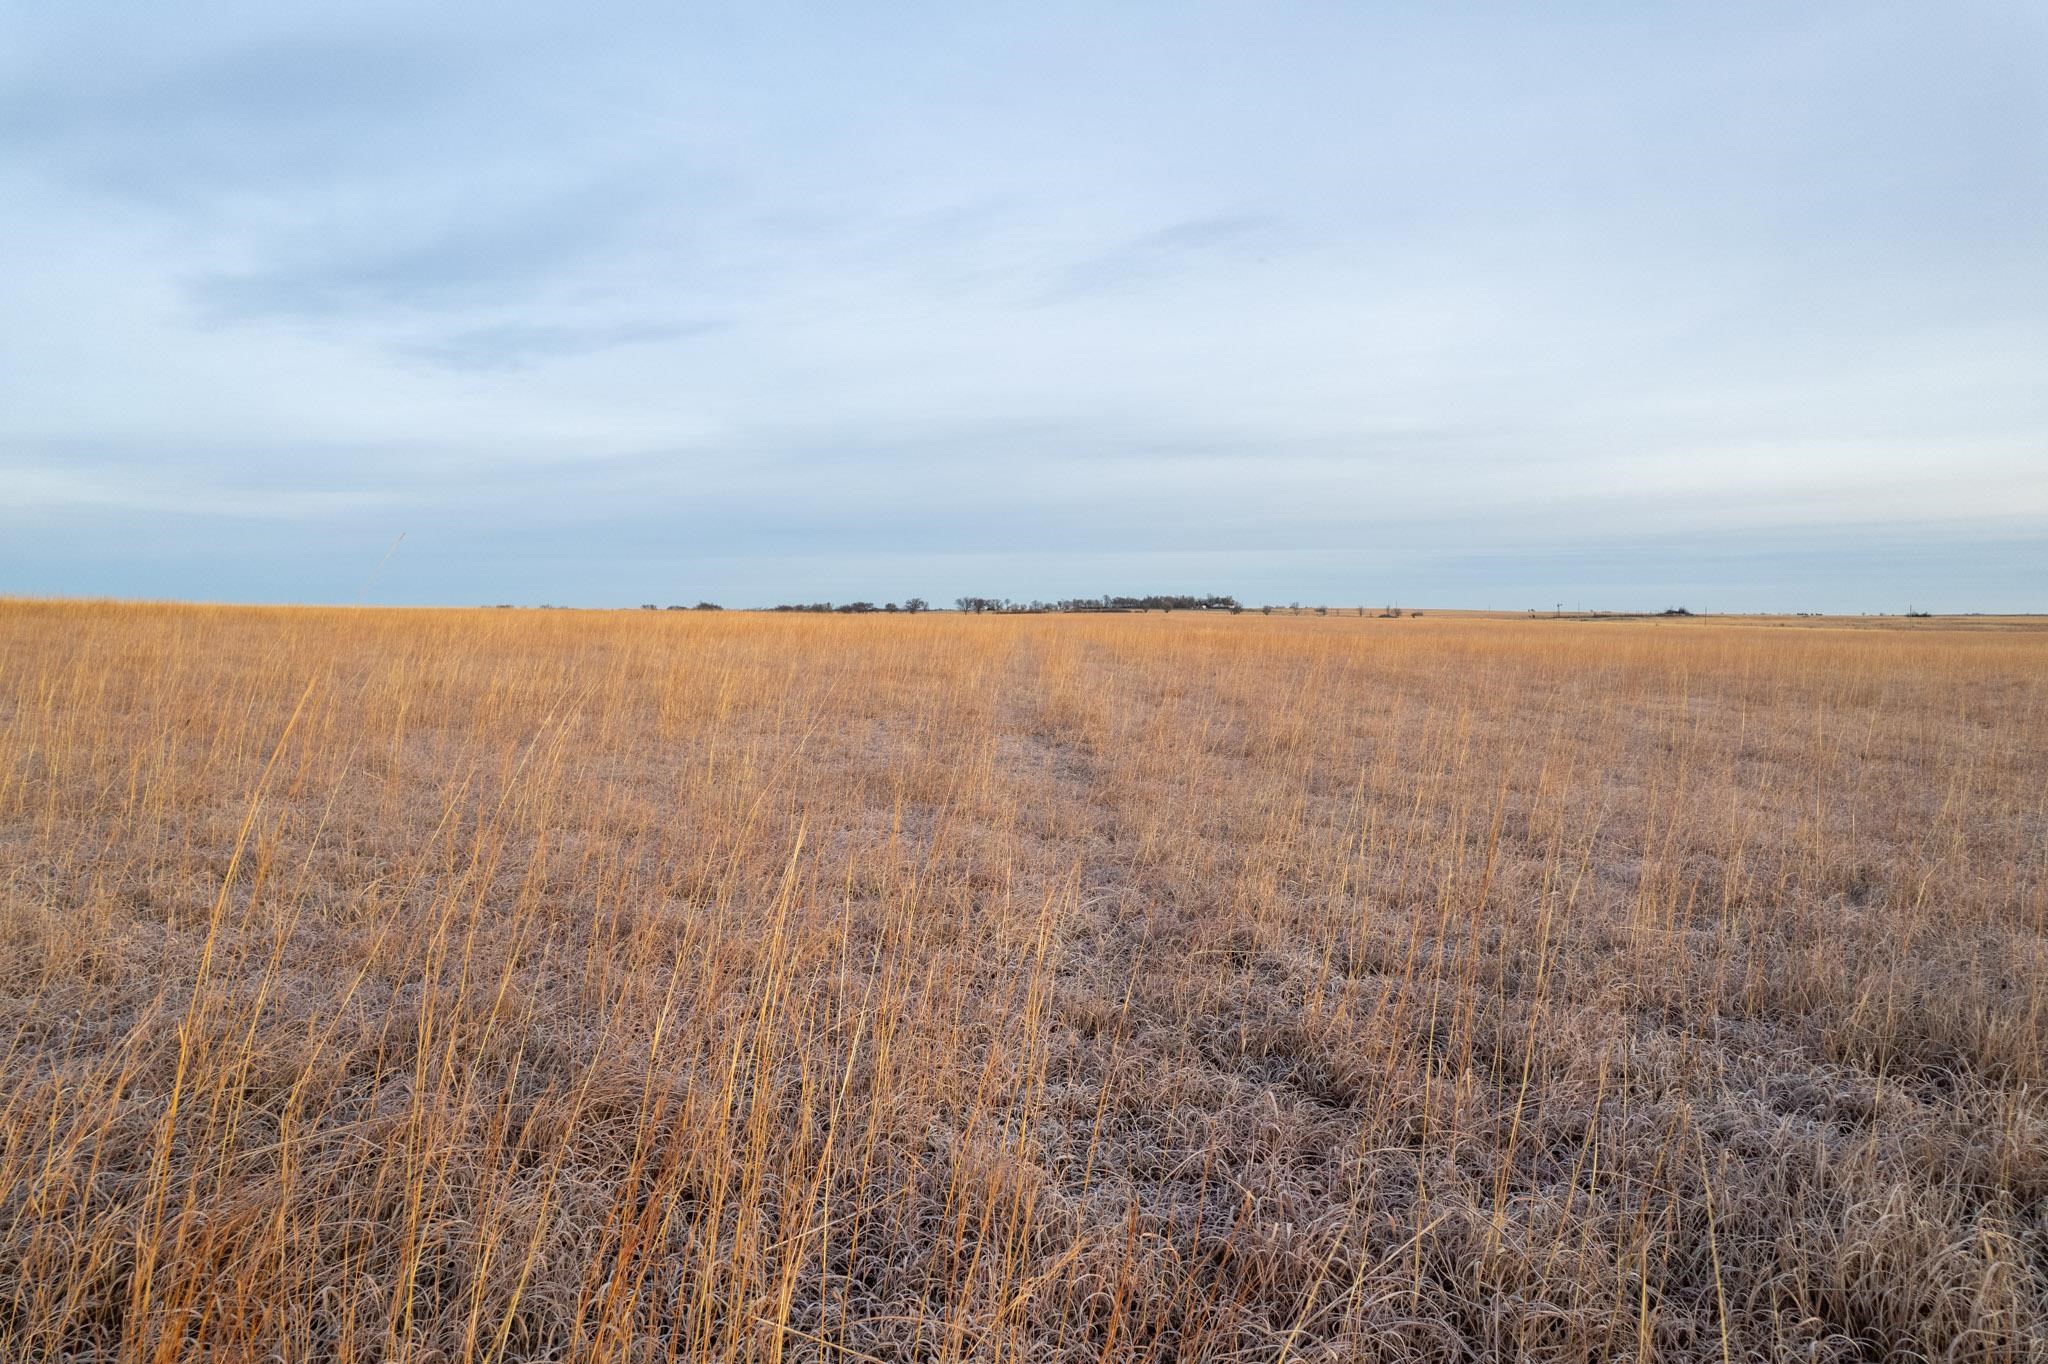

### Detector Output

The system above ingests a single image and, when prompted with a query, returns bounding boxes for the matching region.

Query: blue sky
[3,1,2043,611]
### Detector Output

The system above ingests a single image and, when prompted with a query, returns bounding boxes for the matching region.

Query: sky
[2,1,2044,612]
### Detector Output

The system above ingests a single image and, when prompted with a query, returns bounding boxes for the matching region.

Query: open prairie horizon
[1,598,2042,1360]
[8,0,2044,1355]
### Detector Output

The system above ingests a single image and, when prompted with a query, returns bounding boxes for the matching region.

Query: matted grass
[1,601,2043,1361]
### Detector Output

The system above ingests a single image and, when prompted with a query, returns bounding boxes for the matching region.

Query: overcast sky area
[3,1,2044,611]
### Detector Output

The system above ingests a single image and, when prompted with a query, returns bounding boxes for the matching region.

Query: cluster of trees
[768,599,929,614]
[954,594,1242,614]
[765,595,1242,615]
[512,596,1440,616]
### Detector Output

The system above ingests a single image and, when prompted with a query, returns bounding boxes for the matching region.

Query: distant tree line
[767,599,929,614]
[486,595,1442,617]
[509,594,1287,614]
[758,595,1240,614]
[954,594,1241,614]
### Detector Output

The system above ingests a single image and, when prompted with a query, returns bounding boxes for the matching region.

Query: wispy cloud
[1,461,395,521]
[400,319,726,372]
[0,33,463,211]
[1043,213,1281,300]
[186,178,661,320]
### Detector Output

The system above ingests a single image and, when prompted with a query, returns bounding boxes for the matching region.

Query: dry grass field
[1,600,2043,1362]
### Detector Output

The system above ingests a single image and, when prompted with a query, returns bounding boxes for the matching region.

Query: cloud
[0,32,462,209]
[185,176,660,320]
[1043,213,1280,301]
[0,460,395,521]
[401,319,725,372]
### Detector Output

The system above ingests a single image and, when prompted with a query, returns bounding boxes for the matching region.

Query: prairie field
[2,599,2046,1363]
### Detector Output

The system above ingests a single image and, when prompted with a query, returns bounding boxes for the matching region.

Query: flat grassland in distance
[1,602,2044,1364]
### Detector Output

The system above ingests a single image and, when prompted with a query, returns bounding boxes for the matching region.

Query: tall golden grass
[0,600,2042,1361]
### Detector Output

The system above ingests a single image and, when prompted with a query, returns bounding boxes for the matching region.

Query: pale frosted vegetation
[0,602,2042,1360]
